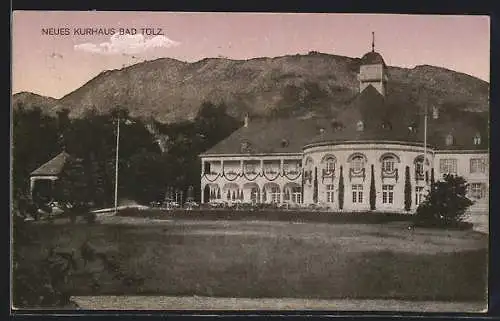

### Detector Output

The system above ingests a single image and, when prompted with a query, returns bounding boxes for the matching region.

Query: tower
[358,32,389,96]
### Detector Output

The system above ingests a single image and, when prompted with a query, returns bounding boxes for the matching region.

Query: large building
[199,41,489,215]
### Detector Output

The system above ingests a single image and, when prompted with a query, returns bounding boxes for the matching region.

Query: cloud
[74,33,180,55]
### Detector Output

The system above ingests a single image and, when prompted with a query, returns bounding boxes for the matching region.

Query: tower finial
[372,32,375,52]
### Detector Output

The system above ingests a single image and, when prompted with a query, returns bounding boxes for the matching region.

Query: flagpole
[114,116,120,214]
[423,104,428,188]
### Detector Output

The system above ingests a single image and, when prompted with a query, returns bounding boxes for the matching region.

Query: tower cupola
[358,32,389,96]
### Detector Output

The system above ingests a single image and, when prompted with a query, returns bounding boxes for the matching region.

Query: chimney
[244,113,249,128]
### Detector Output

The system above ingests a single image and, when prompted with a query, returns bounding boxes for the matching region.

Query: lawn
[15,217,488,303]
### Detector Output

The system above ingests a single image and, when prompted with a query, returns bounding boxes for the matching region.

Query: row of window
[325,157,487,176]
[325,184,396,204]
[206,157,487,176]
[439,158,488,175]
[354,119,483,146]
[236,181,486,204]
[322,155,396,174]
[323,182,487,204]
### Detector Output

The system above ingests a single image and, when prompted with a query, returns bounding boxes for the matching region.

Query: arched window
[325,158,335,174]
[322,155,336,175]
[445,134,454,146]
[304,157,314,169]
[414,155,430,180]
[356,120,364,132]
[351,155,365,172]
[382,156,396,173]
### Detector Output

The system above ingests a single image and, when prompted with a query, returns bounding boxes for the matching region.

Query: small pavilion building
[29,151,72,203]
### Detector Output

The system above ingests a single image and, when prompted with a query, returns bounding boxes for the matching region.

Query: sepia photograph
[11,11,490,312]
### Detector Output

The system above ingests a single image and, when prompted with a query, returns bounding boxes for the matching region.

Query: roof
[360,51,386,66]
[307,85,489,150]
[202,83,487,156]
[30,151,72,176]
[201,118,330,155]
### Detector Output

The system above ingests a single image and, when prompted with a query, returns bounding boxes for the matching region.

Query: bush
[414,174,474,227]
[85,213,97,224]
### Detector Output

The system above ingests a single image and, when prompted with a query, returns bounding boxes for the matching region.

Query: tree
[404,166,412,211]
[12,107,60,198]
[369,164,376,210]
[313,167,318,203]
[58,157,90,213]
[415,174,474,227]
[338,166,344,210]
[123,151,166,204]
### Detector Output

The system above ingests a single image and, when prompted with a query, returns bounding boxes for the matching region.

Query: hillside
[12,92,59,112]
[12,52,490,123]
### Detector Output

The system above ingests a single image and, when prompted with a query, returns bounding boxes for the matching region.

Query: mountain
[12,92,59,112]
[12,51,489,124]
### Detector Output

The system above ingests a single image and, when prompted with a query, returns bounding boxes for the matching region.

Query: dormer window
[331,120,344,132]
[432,106,439,120]
[240,141,251,153]
[381,121,392,130]
[473,133,481,145]
[356,120,364,132]
[407,121,418,133]
[445,134,454,146]
[281,139,289,148]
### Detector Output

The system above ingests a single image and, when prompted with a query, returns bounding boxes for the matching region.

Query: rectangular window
[469,183,485,199]
[440,159,458,175]
[292,187,301,204]
[382,185,394,204]
[326,184,334,203]
[470,158,486,174]
[204,162,211,174]
[415,186,424,205]
[352,184,363,203]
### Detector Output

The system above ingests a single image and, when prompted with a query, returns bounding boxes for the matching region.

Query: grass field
[16,217,488,302]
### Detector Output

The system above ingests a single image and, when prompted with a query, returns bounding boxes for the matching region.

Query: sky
[12,11,490,99]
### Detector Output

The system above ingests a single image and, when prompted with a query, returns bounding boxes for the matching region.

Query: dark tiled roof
[360,51,386,66]
[308,85,488,150]
[30,151,72,176]
[201,85,488,156]
[201,118,330,155]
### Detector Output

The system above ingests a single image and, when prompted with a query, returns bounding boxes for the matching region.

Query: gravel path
[72,296,486,312]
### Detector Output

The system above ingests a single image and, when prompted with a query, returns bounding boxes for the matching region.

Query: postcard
[11,11,489,313]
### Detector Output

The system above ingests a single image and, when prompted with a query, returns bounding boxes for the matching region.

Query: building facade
[199,44,489,214]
